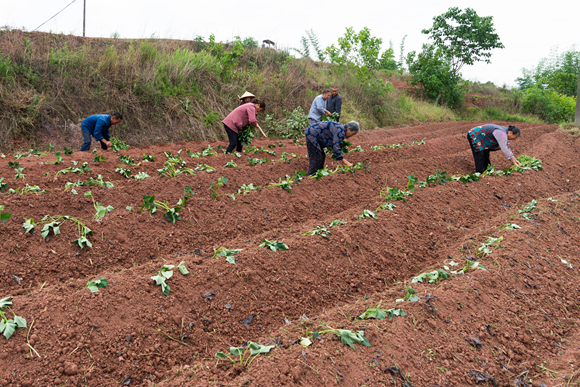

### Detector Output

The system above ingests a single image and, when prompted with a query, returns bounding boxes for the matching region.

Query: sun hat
[239,91,256,100]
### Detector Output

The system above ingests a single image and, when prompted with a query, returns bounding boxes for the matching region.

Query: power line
[33,0,78,32]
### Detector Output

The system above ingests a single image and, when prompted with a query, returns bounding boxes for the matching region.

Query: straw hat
[238,91,256,100]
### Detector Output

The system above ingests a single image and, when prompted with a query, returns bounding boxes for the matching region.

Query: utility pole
[83,0,86,37]
[576,64,580,126]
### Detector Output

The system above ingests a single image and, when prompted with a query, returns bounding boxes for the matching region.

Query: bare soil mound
[1,121,580,387]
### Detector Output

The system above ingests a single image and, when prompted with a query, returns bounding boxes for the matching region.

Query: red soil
[1,121,580,387]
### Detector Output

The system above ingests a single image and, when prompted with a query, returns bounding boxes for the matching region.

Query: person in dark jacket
[305,121,360,175]
[80,112,123,151]
[327,87,343,122]
[467,124,521,173]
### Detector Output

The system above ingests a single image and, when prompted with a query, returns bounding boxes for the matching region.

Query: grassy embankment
[0,28,548,152]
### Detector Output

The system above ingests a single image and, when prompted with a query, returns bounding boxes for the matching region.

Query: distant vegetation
[0,7,577,151]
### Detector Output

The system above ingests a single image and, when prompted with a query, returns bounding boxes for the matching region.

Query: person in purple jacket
[467,124,521,173]
[80,112,123,151]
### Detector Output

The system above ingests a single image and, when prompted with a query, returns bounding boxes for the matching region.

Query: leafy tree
[421,7,504,77]
[408,7,503,108]
[516,46,580,96]
[407,45,464,109]
[326,27,395,81]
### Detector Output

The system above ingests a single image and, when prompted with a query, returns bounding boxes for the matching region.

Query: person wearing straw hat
[238,91,256,106]
[223,100,267,153]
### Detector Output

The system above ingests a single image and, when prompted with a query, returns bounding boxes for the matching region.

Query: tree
[326,27,395,81]
[292,29,325,62]
[422,7,504,77]
[516,46,580,96]
[406,45,464,109]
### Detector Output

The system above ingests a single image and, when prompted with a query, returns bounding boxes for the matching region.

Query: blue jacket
[81,114,112,141]
[305,121,346,160]
[308,95,328,121]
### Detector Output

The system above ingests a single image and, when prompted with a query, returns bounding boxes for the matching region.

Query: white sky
[1,0,579,88]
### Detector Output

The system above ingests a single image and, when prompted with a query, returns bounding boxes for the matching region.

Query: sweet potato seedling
[312,329,370,351]
[151,262,188,296]
[237,183,260,195]
[265,150,276,157]
[303,220,346,239]
[45,152,64,165]
[14,168,25,179]
[0,205,12,223]
[358,210,377,220]
[93,155,106,162]
[133,172,150,181]
[63,147,74,155]
[7,162,20,169]
[55,162,91,176]
[143,154,155,162]
[395,286,420,303]
[518,200,538,220]
[0,297,27,340]
[223,160,238,168]
[213,247,243,264]
[141,193,189,224]
[115,166,132,179]
[279,152,292,163]
[259,239,288,252]
[86,277,109,293]
[247,157,270,166]
[210,176,234,200]
[215,342,275,368]
[195,163,216,172]
[23,215,93,249]
[0,178,8,192]
[357,304,406,320]
[268,175,294,193]
[111,137,130,152]
[8,184,42,195]
[477,237,503,257]
[84,191,114,220]
[64,175,114,190]
[119,155,141,166]
[310,166,335,180]
[412,269,450,284]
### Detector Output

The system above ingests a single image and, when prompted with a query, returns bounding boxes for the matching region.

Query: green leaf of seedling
[0,297,13,309]
[151,275,166,286]
[230,347,244,356]
[13,315,26,329]
[226,256,236,265]
[0,212,12,223]
[87,284,99,293]
[161,282,170,296]
[161,270,173,280]
[408,295,420,302]
[126,206,132,211]
[215,352,228,358]
[178,261,189,275]
[300,337,312,347]
[2,320,16,339]
[249,343,275,355]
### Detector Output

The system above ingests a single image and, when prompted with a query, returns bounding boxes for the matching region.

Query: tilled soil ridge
[0,121,579,386]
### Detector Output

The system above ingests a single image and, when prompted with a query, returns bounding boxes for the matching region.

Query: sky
[1,0,579,88]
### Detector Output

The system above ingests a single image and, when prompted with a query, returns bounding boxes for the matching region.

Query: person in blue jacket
[80,112,123,151]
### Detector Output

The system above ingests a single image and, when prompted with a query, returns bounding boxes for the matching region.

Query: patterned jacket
[305,121,346,160]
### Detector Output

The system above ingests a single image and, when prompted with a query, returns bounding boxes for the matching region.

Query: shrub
[521,86,576,123]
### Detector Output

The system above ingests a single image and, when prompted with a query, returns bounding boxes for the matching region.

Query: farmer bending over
[305,121,360,176]
[467,124,521,173]
[80,112,123,151]
[222,99,267,153]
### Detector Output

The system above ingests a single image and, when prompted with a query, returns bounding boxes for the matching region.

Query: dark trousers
[80,128,108,151]
[224,124,242,153]
[306,139,326,175]
[467,133,490,173]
